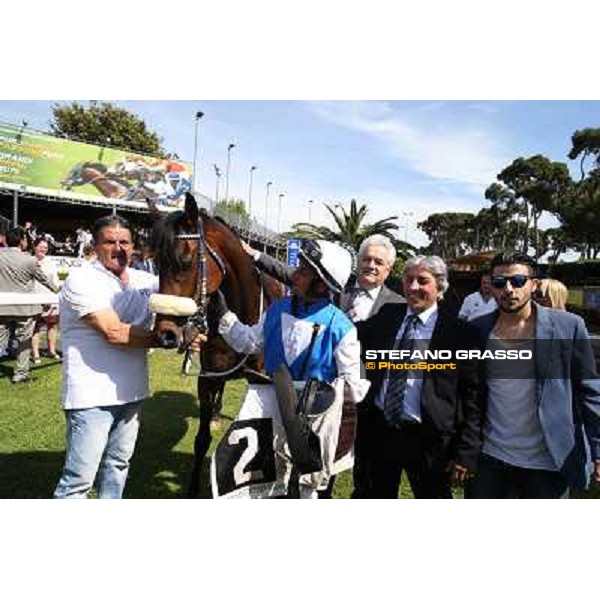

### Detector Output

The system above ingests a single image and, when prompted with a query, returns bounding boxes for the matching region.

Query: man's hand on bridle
[188,333,207,352]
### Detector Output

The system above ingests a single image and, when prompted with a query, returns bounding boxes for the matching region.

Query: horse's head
[150,193,226,350]
[61,162,107,190]
[61,163,85,189]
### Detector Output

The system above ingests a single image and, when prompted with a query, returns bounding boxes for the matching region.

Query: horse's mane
[213,214,237,235]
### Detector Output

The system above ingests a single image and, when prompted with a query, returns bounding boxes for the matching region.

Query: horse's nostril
[158,330,179,349]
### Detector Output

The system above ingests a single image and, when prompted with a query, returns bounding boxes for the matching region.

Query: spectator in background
[76,227,93,258]
[82,244,96,262]
[535,278,568,311]
[458,271,498,321]
[0,227,59,383]
[131,241,157,275]
[31,237,61,363]
[23,221,37,250]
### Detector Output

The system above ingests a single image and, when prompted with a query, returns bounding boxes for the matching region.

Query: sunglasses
[491,274,532,289]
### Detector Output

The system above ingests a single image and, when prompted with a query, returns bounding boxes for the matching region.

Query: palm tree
[290,199,412,257]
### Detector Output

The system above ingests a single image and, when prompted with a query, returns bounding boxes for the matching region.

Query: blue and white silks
[218,296,369,404]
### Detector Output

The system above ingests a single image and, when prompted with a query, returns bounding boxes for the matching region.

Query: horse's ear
[184,192,199,225]
[146,198,162,220]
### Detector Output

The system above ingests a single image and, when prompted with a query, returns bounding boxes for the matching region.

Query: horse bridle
[175,216,250,378]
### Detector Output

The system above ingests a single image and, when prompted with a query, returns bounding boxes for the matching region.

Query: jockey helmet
[299,239,352,294]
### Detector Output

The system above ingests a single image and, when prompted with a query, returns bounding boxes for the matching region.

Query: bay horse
[149,192,282,497]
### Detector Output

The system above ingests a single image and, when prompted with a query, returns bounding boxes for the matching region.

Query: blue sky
[2,100,599,247]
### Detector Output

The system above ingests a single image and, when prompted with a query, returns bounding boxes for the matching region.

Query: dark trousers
[351,402,377,498]
[465,453,569,499]
[368,408,452,499]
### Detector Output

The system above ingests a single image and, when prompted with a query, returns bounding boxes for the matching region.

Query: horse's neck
[209,225,261,325]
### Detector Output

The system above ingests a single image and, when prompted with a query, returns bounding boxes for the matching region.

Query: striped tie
[383,314,419,427]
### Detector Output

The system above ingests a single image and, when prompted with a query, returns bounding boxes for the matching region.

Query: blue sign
[287,238,300,268]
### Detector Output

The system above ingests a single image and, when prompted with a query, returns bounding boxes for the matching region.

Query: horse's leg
[211,382,226,426]
[188,378,222,497]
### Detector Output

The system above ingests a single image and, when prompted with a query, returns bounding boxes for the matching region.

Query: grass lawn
[1,350,596,499]
[0,349,421,499]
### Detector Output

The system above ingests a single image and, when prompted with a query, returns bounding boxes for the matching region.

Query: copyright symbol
[366,362,375,370]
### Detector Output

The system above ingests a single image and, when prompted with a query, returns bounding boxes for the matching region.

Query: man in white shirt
[54,215,161,499]
[458,272,498,321]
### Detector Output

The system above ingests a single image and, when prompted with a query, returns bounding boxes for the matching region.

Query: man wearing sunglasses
[466,251,600,498]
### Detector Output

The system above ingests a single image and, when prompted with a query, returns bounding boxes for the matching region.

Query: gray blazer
[0,248,59,317]
[471,305,600,489]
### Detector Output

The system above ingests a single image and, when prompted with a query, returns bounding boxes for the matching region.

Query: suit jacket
[340,284,405,321]
[0,248,58,317]
[255,252,294,286]
[356,302,484,470]
[131,257,158,275]
[471,305,600,489]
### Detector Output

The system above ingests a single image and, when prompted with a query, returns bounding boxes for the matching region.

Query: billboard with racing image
[0,122,192,208]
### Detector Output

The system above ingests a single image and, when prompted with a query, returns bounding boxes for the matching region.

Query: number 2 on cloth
[229,427,264,485]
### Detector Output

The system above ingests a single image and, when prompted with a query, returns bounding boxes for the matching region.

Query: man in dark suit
[466,251,600,498]
[130,241,158,275]
[356,255,484,498]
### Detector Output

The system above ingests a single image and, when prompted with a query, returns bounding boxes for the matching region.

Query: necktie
[383,313,419,427]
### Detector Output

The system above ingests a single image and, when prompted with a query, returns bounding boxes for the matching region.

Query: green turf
[1,351,596,499]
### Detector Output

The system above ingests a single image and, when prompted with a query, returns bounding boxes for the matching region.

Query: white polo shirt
[59,261,158,410]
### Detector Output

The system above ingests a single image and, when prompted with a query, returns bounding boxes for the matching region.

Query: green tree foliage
[417,212,475,259]
[556,170,600,259]
[50,101,164,155]
[214,198,251,229]
[489,155,572,256]
[568,128,600,180]
[290,199,413,258]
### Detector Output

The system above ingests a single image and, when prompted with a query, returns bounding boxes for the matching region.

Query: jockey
[213,239,370,498]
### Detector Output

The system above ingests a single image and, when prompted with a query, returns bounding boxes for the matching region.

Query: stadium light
[278,193,285,233]
[213,164,221,211]
[248,165,258,217]
[192,111,204,194]
[224,143,236,202]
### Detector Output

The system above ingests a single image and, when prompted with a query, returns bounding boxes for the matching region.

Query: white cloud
[306,100,510,188]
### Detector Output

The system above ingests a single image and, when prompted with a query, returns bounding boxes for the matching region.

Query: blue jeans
[54,401,143,499]
[465,453,569,499]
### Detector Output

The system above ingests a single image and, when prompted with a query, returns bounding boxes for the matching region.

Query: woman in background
[535,278,568,311]
[31,237,61,362]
